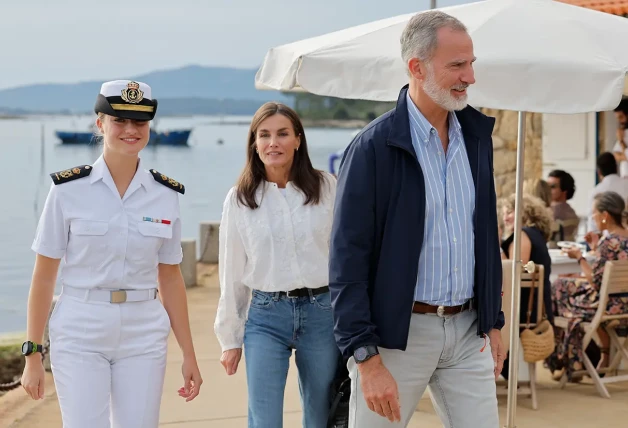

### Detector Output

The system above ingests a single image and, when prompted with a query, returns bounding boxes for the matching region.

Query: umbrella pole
[504,111,527,428]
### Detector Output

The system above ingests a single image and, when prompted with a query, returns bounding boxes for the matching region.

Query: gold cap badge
[121,81,144,104]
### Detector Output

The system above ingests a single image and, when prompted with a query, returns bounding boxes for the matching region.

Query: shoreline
[0,114,368,129]
[203,118,367,129]
[0,332,25,346]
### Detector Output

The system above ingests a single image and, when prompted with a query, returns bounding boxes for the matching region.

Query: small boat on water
[55,129,192,146]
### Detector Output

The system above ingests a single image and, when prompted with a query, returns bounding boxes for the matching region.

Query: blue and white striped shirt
[407,94,475,306]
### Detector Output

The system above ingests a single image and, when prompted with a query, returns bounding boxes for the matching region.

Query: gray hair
[400,11,468,66]
[594,191,627,226]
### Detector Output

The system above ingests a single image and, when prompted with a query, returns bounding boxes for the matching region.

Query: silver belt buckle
[110,290,127,304]
[437,305,445,317]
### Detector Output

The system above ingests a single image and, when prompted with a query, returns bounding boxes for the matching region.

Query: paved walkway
[2,263,628,427]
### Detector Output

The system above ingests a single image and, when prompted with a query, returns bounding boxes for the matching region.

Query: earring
[255,147,258,153]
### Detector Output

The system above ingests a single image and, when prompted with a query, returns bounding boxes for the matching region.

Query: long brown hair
[236,102,324,209]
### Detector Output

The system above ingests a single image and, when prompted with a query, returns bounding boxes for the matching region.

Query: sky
[0,0,475,90]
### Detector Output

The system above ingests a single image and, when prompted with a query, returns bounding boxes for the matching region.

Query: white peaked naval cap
[94,80,158,121]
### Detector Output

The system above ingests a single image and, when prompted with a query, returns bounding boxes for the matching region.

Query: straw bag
[520,272,555,363]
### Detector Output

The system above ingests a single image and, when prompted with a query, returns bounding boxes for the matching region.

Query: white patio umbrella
[256,0,628,111]
[256,0,628,426]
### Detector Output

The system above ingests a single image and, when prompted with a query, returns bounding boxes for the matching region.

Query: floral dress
[546,233,628,380]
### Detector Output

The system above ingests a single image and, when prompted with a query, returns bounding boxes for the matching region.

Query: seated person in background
[500,193,554,379]
[501,193,554,325]
[523,178,560,247]
[547,169,580,241]
[546,191,628,382]
[613,98,628,178]
[523,178,552,208]
[587,152,628,233]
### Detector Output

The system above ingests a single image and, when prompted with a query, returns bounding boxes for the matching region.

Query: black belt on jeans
[279,286,329,298]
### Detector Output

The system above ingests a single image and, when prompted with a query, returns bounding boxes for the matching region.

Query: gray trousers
[348,309,499,428]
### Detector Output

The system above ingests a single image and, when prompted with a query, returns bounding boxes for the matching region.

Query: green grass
[0,343,21,358]
[0,343,24,386]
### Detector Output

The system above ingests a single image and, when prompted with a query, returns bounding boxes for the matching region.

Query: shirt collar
[406,93,462,145]
[89,154,152,191]
[602,173,619,183]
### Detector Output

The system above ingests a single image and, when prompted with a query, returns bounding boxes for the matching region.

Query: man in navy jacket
[329,10,505,427]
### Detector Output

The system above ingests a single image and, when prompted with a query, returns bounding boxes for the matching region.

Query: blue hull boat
[55,129,191,146]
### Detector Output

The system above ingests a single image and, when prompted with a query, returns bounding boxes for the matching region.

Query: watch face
[22,342,30,355]
[354,348,367,361]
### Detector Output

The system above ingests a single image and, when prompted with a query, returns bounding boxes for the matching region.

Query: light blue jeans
[244,289,340,428]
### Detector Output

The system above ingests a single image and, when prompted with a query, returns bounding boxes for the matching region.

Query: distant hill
[0,65,291,115]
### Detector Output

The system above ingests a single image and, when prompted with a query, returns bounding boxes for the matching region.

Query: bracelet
[578,256,585,264]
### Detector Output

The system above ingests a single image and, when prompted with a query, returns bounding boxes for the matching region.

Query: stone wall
[481,109,543,200]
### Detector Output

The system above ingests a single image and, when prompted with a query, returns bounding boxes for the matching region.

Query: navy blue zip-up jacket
[329,85,504,359]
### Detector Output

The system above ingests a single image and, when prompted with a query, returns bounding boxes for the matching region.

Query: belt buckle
[110,290,127,304]
[286,290,297,299]
[436,305,445,317]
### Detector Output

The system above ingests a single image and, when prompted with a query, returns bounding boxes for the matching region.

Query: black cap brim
[94,94,158,121]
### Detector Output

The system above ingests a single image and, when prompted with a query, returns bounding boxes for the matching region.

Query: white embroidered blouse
[214,173,337,351]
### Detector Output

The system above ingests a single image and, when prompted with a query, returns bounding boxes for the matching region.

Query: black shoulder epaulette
[150,169,185,194]
[50,165,92,185]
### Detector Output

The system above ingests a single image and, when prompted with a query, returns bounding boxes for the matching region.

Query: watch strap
[22,341,43,356]
[354,345,379,363]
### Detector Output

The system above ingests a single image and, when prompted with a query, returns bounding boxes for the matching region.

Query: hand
[564,246,582,260]
[220,348,242,376]
[177,355,202,402]
[21,356,45,400]
[488,329,505,380]
[357,356,401,423]
[584,232,600,251]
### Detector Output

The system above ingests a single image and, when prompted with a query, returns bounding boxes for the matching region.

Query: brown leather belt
[412,299,473,317]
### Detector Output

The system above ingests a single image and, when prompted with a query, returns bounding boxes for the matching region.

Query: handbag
[327,376,350,428]
[519,271,555,363]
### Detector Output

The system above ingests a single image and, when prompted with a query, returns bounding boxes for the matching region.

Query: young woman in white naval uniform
[20,80,202,428]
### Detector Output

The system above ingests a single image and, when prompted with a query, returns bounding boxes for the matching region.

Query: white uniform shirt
[613,129,628,178]
[32,155,183,290]
[214,173,336,351]
[587,173,628,232]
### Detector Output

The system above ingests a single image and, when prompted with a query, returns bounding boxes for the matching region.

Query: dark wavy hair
[235,102,324,209]
[548,169,576,200]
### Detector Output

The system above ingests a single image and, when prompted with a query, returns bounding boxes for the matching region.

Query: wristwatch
[353,345,379,364]
[21,341,43,356]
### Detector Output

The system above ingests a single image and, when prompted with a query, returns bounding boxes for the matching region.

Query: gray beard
[423,68,468,112]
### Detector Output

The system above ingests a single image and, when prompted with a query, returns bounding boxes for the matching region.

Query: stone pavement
[2,263,627,427]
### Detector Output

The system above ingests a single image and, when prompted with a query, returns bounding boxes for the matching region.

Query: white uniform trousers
[49,291,171,428]
[348,309,499,428]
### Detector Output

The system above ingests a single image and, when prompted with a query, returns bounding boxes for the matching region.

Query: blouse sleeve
[590,237,613,291]
[324,172,337,247]
[213,188,250,352]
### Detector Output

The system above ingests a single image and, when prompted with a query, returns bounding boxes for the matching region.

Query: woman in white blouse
[214,102,339,427]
